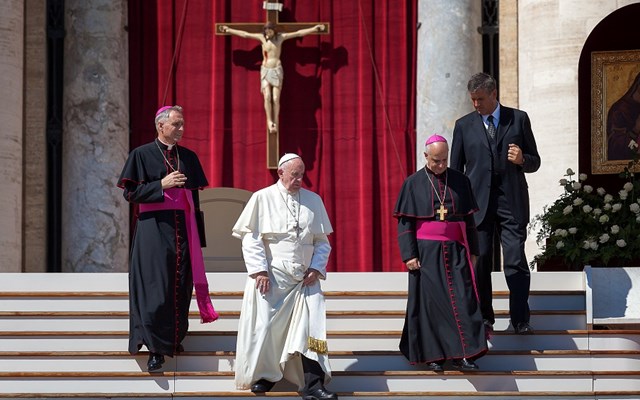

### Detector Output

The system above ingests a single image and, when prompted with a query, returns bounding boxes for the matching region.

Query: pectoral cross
[294,223,302,238]
[436,204,448,221]
[215,0,330,169]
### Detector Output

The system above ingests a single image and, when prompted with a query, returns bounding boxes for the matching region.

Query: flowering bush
[530,141,640,270]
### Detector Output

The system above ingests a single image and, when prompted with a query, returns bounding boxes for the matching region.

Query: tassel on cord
[308,337,328,354]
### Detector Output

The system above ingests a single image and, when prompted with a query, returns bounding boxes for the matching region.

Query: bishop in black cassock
[393,134,487,370]
[117,106,218,372]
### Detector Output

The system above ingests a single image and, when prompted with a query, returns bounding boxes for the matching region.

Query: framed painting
[591,50,640,174]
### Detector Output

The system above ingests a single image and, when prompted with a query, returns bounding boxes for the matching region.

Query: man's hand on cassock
[161,171,187,189]
[252,271,270,294]
[405,258,420,270]
[303,268,321,286]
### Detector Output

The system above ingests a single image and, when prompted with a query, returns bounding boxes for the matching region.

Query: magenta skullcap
[155,106,173,116]
[425,134,448,146]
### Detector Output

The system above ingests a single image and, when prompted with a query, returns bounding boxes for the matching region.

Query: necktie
[487,115,497,139]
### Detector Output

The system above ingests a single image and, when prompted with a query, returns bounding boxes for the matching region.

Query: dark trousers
[476,183,531,326]
[301,355,325,394]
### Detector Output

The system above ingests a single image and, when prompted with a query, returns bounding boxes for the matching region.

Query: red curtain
[128,0,417,272]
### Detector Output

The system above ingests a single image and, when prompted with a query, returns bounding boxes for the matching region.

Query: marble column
[62,0,129,272]
[416,0,482,167]
[0,0,24,272]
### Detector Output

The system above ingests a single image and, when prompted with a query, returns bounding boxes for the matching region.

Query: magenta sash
[139,188,219,323]
[415,220,480,302]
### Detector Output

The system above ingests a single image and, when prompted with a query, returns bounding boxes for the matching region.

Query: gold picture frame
[591,50,640,174]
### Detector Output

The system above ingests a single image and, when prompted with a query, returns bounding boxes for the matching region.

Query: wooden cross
[436,204,448,221]
[216,0,330,169]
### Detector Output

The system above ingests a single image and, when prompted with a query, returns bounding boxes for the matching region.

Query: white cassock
[231,181,333,391]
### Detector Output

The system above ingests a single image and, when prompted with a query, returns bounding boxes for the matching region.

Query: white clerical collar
[157,137,175,150]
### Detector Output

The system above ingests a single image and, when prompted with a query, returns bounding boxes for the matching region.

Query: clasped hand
[507,143,524,165]
[161,171,187,189]
[252,268,320,295]
[405,258,420,270]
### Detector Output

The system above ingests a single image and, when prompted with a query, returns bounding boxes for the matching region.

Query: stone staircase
[0,272,639,399]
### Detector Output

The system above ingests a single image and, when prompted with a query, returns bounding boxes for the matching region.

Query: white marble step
[0,396,614,400]
[0,295,584,316]
[0,272,586,292]
[0,291,585,312]
[2,371,637,394]
[0,311,587,332]
[0,375,176,394]
[0,331,619,353]
[1,351,638,372]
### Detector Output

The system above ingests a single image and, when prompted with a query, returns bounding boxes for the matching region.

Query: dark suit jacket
[450,106,541,226]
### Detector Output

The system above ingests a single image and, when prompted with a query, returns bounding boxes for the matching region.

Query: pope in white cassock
[231,153,337,400]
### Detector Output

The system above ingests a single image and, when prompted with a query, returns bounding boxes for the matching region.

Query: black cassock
[117,139,208,357]
[393,167,487,364]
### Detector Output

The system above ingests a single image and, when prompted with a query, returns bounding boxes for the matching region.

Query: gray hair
[155,105,183,126]
[467,73,496,93]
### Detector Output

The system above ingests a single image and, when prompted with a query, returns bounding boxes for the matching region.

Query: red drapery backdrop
[128,0,417,272]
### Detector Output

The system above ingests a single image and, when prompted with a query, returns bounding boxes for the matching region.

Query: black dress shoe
[147,353,165,372]
[250,379,275,393]
[425,362,443,371]
[452,358,479,370]
[303,387,338,400]
[514,322,534,335]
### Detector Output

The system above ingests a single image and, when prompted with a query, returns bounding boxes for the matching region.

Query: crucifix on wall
[216,0,330,169]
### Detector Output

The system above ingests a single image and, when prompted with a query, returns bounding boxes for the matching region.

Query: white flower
[566,168,575,175]
[559,178,568,186]
[582,240,591,249]
[617,239,627,248]
[604,194,614,203]
[637,214,640,223]
[611,225,620,234]
[620,190,628,200]
[604,203,612,211]
[582,205,592,213]
[556,241,565,249]
[568,227,578,234]
[563,205,573,215]
[579,173,588,181]
[554,229,563,236]
[583,185,593,193]
[593,208,602,215]
[589,241,599,250]
[599,233,610,243]
[629,139,639,149]
[572,182,582,190]
[612,203,622,212]
[597,187,606,196]
[624,182,634,192]
[573,197,584,206]
[599,215,609,223]
[631,203,640,213]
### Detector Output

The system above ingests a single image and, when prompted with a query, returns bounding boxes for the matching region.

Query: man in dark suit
[450,73,541,335]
